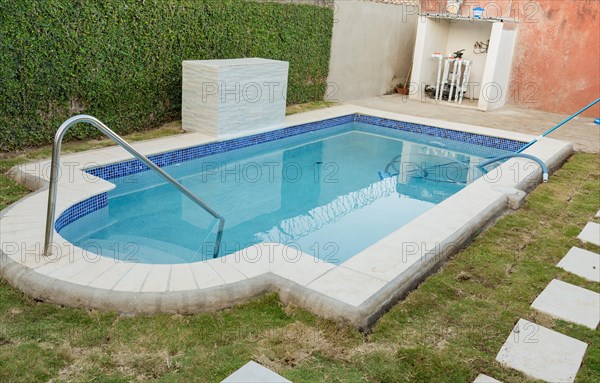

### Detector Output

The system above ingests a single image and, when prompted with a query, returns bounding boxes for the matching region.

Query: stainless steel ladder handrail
[44,115,225,258]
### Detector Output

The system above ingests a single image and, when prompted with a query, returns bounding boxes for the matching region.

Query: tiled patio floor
[348,95,600,153]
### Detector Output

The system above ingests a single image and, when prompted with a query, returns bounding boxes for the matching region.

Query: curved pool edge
[0,253,275,314]
[0,105,575,328]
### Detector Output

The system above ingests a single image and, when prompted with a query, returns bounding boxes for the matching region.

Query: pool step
[77,236,200,264]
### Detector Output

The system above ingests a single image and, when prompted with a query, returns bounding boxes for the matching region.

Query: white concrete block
[68,258,115,286]
[271,253,335,286]
[578,222,600,246]
[307,267,387,307]
[182,58,289,138]
[190,262,226,289]
[113,263,153,292]
[207,259,247,284]
[223,244,273,279]
[595,210,599,218]
[496,319,587,383]
[531,279,599,330]
[473,374,502,383]
[140,265,171,292]
[557,247,600,282]
[88,262,135,290]
[44,256,95,280]
[169,264,198,292]
[221,361,290,383]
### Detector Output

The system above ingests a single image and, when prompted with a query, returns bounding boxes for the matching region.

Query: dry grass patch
[254,321,347,370]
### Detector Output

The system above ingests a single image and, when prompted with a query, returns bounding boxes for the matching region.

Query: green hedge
[0,0,333,151]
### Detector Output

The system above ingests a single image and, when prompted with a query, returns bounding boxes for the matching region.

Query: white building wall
[326,0,418,101]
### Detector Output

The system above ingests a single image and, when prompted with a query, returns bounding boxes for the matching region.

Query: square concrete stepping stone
[578,222,600,246]
[557,247,600,282]
[221,361,291,383]
[531,279,599,329]
[473,374,502,382]
[496,319,587,383]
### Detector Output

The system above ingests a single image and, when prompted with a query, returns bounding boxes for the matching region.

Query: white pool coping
[0,105,573,328]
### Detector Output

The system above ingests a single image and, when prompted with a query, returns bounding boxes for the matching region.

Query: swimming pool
[1,107,572,328]
[58,117,514,265]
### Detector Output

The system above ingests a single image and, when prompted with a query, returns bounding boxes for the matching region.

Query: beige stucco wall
[326,0,418,101]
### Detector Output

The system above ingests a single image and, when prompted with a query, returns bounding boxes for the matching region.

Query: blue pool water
[59,122,511,264]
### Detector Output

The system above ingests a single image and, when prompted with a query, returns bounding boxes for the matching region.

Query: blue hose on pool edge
[478,153,550,183]
[480,98,600,182]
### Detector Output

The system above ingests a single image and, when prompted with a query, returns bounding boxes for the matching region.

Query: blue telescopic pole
[517,98,600,153]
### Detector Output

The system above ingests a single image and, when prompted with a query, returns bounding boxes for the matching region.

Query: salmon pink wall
[510,0,599,117]
[419,0,600,117]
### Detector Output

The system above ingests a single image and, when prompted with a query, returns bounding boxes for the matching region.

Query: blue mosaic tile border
[355,115,524,152]
[86,113,524,181]
[55,193,108,233]
[86,114,355,181]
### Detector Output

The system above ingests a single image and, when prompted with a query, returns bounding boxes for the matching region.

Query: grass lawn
[1,107,599,382]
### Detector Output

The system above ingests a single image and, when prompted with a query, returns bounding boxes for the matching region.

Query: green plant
[0,0,333,151]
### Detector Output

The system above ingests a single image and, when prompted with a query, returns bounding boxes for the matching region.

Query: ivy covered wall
[0,0,333,151]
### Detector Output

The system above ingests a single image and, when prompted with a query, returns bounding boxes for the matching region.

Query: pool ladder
[43,115,225,258]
